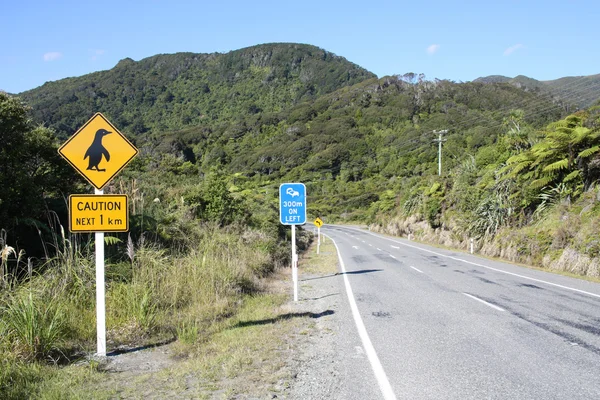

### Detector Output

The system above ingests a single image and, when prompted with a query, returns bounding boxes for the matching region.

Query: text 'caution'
[69,194,129,232]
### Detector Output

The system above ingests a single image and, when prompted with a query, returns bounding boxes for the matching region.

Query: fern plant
[503,112,600,204]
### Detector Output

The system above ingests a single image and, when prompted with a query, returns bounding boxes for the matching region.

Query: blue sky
[2,0,599,93]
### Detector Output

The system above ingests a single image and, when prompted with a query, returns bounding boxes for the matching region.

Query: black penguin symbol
[84,129,111,171]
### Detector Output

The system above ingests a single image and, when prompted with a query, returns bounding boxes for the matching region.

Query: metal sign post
[279,183,306,302]
[94,188,106,356]
[291,225,298,302]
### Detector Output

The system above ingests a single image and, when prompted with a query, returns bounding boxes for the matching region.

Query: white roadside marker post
[317,226,321,254]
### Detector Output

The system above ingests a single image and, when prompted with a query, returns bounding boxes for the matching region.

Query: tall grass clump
[0,291,66,361]
[105,224,287,345]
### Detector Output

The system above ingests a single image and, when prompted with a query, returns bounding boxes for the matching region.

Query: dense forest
[6,42,600,271]
[2,42,600,397]
[5,41,600,275]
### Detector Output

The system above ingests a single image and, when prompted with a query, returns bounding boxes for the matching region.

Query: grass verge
[0,227,325,399]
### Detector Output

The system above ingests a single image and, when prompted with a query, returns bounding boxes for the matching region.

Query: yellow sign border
[58,113,138,190]
[69,194,129,233]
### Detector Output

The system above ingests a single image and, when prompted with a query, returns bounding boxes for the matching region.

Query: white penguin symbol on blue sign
[279,183,306,225]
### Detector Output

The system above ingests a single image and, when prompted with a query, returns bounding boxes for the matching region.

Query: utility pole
[433,129,448,176]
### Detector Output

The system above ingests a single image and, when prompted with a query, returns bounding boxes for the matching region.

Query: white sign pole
[317,226,321,254]
[292,225,298,302]
[95,188,106,356]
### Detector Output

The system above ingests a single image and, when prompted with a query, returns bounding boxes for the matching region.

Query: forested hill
[151,74,564,181]
[19,43,376,140]
[474,73,600,109]
[4,42,600,278]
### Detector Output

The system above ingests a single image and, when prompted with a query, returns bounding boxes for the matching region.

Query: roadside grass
[61,275,305,399]
[299,234,339,276]
[20,235,336,399]
[0,223,299,398]
[0,225,320,399]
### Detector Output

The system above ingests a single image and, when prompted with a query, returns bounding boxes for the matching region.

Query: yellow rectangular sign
[69,194,129,232]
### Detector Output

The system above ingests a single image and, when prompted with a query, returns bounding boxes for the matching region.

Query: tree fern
[542,158,569,172]
[563,170,582,183]
[530,176,554,189]
[578,145,600,159]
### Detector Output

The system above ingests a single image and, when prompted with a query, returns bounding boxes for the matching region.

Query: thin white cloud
[426,44,440,55]
[43,52,62,62]
[503,44,524,56]
[90,49,106,61]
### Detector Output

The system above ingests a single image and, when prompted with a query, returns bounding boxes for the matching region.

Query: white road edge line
[410,266,423,273]
[338,226,600,300]
[463,293,505,312]
[325,233,397,400]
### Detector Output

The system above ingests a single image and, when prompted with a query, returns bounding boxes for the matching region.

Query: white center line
[410,266,423,273]
[390,255,397,259]
[463,293,505,312]
[325,234,397,400]
[391,245,399,249]
[377,248,382,251]
[369,244,373,247]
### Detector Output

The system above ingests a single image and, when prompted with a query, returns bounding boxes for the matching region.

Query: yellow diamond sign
[58,113,138,190]
[314,217,323,228]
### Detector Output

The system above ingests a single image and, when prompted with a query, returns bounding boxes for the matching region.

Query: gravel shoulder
[283,236,380,400]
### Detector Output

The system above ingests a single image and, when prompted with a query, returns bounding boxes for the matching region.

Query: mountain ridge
[474,73,600,108]
[19,43,376,140]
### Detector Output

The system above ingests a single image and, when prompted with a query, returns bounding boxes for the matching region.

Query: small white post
[292,225,298,302]
[95,188,106,356]
[317,226,321,254]
[470,238,474,254]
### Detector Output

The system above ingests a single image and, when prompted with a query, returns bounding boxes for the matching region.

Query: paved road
[322,224,600,400]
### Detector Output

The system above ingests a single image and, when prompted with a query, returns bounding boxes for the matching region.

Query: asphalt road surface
[321,224,600,400]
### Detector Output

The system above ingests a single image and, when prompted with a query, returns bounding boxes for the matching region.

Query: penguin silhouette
[84,129,111,171]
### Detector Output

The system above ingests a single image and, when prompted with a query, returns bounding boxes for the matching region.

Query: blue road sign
[279,183,306,225]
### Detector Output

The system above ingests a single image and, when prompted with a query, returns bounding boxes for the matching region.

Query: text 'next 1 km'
[279,183,306,225]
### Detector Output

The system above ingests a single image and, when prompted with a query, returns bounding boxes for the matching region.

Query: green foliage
[0,292,66,361]
[503,112,600,203]
[0,93,77,255]
[108,283,157,331]
[20,44,375,141]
